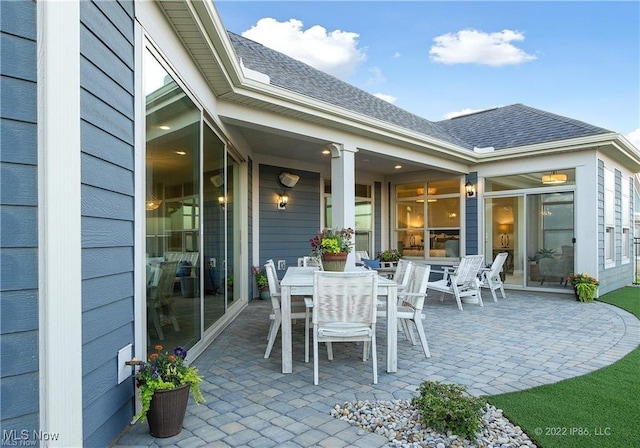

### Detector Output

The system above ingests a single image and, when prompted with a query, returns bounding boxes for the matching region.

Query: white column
[37,1,83,446]
[327,143,358,266]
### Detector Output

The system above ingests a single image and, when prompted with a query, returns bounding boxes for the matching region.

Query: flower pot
[322,252,348,271]
[260,288,271,300]
[147,384,190,438]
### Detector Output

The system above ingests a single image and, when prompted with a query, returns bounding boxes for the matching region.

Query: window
[395,180,460,258]
[622,177,630,261]
[324,181,373,254]
[604,169,615,264]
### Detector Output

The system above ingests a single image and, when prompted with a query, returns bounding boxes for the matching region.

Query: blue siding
[465,173,479,255]
[259,164,321,277]
[0,0,39,432]
[79,0,136,446]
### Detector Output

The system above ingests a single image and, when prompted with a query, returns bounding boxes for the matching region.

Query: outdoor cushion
[362,258,381,269]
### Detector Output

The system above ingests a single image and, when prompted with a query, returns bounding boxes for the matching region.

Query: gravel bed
[331,399,538,448]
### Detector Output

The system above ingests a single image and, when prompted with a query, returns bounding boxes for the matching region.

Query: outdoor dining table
[279,266,399,374]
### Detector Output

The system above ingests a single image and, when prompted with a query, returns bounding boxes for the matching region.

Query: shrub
[411,380,484,440]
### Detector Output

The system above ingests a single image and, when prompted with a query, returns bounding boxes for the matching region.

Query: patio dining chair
[263,260,312,362]
[426,255,484,311]
[478,252,508,302]
[312,270,379,385]
[396,264,432,357]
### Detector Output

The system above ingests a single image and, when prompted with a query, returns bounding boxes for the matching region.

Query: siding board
[0,205,37,247]
[0,248,38,291]
[81,121,134,170]
[1,32,36,81]
[81,57,134,118]
[0,163,37,206]
[0,290,38,333]
[0,331,38,376]
[82,216,133,248]
[82,297,132,344]
[81,184,134,221]
[0,372,38,420]
[81,152,134,195]
[0,76,37,123]
[0,0,39,433]
[82,324,133,374]
[82,272,134,312]
[80,1,133,69]
[81,91,134,144]
[82,247,134,280]
[0,119,37,164]
[80,25,133,92]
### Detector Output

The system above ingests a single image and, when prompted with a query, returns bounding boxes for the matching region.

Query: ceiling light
[159,125,170,130]
[321,148,331,155]
[174,151,186,156]
[146,194,162,211]
[541,171,567,185]
[394,165,402,169]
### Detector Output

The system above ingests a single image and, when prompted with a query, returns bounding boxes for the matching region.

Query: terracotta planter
[147,384,190,438]
[322,252,348,271]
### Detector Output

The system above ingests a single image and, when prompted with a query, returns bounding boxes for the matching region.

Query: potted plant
[566,273,600,302]
[130,345,205,438]
[252,265,270,300]
[309,227,354,271]
[377,249,401,264]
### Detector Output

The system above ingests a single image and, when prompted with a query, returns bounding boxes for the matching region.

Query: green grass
[487,287,640,448]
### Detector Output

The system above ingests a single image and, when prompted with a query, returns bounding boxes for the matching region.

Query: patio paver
[113,290,639,447]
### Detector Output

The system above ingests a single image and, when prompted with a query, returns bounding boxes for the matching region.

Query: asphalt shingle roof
[228,32,611,152]
[435,104,611,150]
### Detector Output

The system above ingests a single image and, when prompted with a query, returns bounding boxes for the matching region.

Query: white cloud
[241,18,367,79]
[444,108,488,119]
[627,128,640,150]
[367,67,386,84]
[373,93,397,104]
[393,52,401,59]
[430,29,537,66]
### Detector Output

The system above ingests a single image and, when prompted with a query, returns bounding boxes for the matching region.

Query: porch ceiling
[225,123,445,177]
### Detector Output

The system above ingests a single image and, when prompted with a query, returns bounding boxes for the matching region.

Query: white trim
[133,22,146,415]
[37,1,83,445]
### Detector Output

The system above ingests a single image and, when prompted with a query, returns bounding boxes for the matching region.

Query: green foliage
[377,249,402,262]
[133,345,205,421]
[528,248,555,262]
[309,228,354,257]
[575,282,598,302]
[252,266,269,288]
[411,381,485,440]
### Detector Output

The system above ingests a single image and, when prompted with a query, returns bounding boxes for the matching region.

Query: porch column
[327,143,357,266]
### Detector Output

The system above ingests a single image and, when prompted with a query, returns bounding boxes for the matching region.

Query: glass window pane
[427,198,460,227]
[486,170,575,192]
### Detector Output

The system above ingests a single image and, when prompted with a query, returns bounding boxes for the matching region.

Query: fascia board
[219,84,477,163]
[473,133,640,172]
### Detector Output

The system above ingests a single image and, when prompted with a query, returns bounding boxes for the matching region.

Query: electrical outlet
[118,344,133,384]
[277,260,286,270]
[209,258,216,268]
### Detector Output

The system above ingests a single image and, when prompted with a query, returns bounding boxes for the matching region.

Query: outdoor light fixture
[465,182,476,198]
[278,193,289,210]
[218,195,226,208]
[541,171,567,185]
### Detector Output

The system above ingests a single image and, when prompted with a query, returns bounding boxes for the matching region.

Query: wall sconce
[541,171,567,185]
[465,182,476,198]
[278,193,289,210]
[218,195,226,208]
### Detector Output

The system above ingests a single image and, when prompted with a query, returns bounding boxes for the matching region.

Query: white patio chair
[393,259,413,292]
[396,264,432,357]
[478,252,508,302]
[426,255,484,311]
[263,261,312,362]
[312,271,379,385]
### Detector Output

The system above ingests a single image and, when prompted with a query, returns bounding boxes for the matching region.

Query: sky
[214,1,640,149]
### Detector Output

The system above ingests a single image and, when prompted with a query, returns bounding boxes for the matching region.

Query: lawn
[487,287,640,448]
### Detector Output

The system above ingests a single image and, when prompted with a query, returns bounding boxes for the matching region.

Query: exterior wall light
[278,193,289,210]
[465,182,476,198]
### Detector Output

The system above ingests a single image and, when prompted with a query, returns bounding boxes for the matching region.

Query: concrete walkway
[113,290,639,447]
